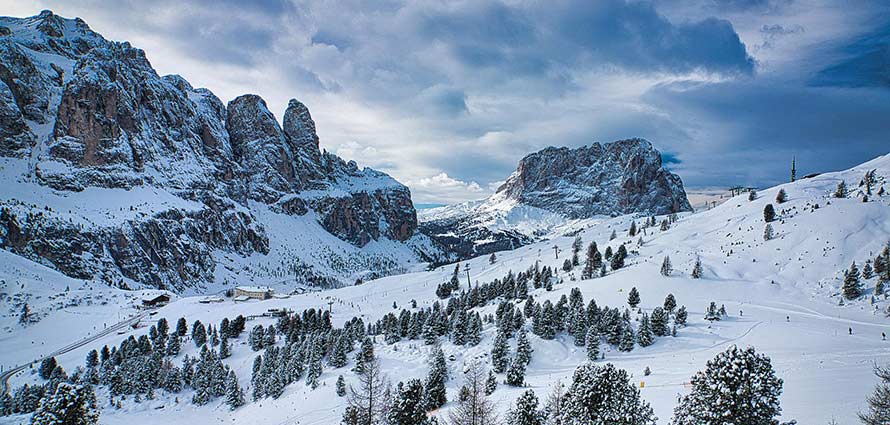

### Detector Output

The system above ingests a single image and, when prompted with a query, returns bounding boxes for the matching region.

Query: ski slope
[1,154,889,424]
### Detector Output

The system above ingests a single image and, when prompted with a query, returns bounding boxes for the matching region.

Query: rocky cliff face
[0,11,422,292]
[420,139,691,260]
[498,139,691,217]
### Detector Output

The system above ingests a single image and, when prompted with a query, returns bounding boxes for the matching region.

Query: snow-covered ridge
[0,10,442,293]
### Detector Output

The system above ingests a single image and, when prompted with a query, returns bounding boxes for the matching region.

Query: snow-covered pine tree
[763,224,774,241]
[516,328,533,366]
[489,253,497,265]
[618,323,635,352]
[843,261,863,299]
[671,345,782,425]
[508,389,544,425]
[219,335,231,359]
[748,190,757,201]
[491,332,510,373]
[585,328,600,361]
[863,261,874,280]
[611,245,627,270]
[661,256,673,276]
[674,306,688,327]
[629,221,637,237]
[650,307,669,336]
[834,181,848,198]
[572,236,582,266]
[336,375,347,397]
[663,293,677,314]
[562,259,572,272]
[704,302,721,321]
[691,257,703,279]
[39,357,57,380]
[330,334,349,368]
[389,378,427,425]
[560,363,656,425]
[637,313,654,347]
[485,370,498,395]
[224,371,244,410]
[775,188,787,203]
[423,346,448,411]
[763,203,776,222]
[30,383,99,425]
[627,287,640,309]
[506,357,527,386]
[191,320,206,348]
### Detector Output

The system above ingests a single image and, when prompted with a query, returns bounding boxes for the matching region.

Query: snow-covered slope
[420,139,691,260]
[2,153,887,424]
[0,11,444,293]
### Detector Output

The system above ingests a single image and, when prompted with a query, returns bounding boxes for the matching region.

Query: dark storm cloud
[811,22,890,88]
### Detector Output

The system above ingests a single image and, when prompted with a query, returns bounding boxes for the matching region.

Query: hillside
[1,153,888,424]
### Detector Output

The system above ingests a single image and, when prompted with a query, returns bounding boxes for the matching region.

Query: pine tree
[330,334,349,368]
[660,256,672,276]
[166,333,181,356]
[691,257,703,279]
[628,221,637,237]
[672,345,782,425]
[582,242,601,279]
[843,261,863,299]
[424,346,448,411]
[485,370,498,395]
[176,317,188,337]
[562,259,573,272]
[763,204,776,222]
[337,375,347,397]
[627,287,640,309]
[191,320,206,348]
[650,307,669,336]
[491,332,510,373]
[763,224,774,241]
[489,252,497,264]
[515,328,533,366]
[704,302,721,321]
[572,236,582,266]
[637,314,654,347]
[834,181,847,198]
[859,363,890,424]
[863,261,874,280]
[674,306,688,327]
[508,389,544,425]
[775,188,787,203]
[618,323,635,352]
[219,335,231,359]
[610,245,627,270]
[448,361,497,425]
[748,190,757,201]
[30,383,99,425]
[663,293,677,314]
[506,357,527,386]
[585,328,600,362]
[389,379,427,425]
[225,371,245,410]
[560,363,655,425]
[39,357,57,380]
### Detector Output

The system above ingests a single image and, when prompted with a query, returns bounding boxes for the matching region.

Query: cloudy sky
[4,0,888,204]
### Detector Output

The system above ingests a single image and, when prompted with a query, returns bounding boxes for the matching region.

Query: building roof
[235,286,272,293]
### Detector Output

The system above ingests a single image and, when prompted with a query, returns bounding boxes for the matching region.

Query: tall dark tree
[30,383,99,425]
[424,346,448,411]
[491,332,510,373]
[627,287,640,309]
[389,379,427,425]
[763,204,776,223]
[672,345,782,425]
[844,261,863,300]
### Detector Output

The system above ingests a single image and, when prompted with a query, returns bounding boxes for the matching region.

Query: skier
[882,332,886,341]
[740,310,743,317]
[849,327,853,335]
[786,316,789,322]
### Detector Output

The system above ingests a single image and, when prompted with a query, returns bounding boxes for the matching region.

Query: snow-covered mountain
[420,139,692,259]
[0,11,446,294]
[2,151,888,425]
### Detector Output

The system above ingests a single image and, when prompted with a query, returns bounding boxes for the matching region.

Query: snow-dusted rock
[421,139,691,259]
[0,11,424,292]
